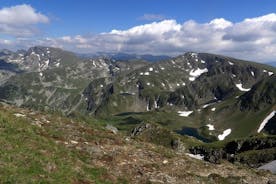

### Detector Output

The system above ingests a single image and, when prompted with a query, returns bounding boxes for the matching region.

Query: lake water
[176,127,211,142]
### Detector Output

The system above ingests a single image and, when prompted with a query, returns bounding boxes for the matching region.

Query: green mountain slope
[0,103,275,183]
[0,47,275,142]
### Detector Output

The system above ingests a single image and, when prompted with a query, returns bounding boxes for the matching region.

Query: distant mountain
[0,46,275,142]
[265,62,276,67]
[78,52,171,62]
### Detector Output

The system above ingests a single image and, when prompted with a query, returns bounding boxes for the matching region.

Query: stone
[131,123,151,136]
[105,124,118,134]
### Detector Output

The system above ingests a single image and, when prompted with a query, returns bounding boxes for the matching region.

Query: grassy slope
[0,104,275,183]
[0,105,118,183]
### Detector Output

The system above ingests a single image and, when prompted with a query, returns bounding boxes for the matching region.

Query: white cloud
[3,13,276,62]
[0,4,49,37]
[209,18,233,29]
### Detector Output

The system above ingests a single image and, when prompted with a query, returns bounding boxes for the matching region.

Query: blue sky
[1,0,276,35]
[0,0,276,62]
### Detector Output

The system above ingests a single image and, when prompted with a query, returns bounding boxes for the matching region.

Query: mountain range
[0,46,275,142]
[0,46,275,183]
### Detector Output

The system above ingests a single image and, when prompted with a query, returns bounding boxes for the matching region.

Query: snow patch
[100,84,104,88]
[149,67,153,71]
[146,102,150,111]
[154,100,158,109]
[211,107,216,111]
[70,140,78,144]
[186,153,204,160]
[92,60,97,67]
[177,111,193,117]
[268,72,274,76]
[201,60,206,64]
[235,83,251,92]
[191,53,198,57]
[31,52,41,61]
[146,82,150,86]
[189,68,208,78]
[144,72,150,75]
[202,103,211,108]
[228,61,234,65]
[257,111,275,133]
[40,59,49,71]
[206,124,215,131]
[218,129,231,140]
[251,71,255,77]
[14,113,26,117]
[189,77,195,81]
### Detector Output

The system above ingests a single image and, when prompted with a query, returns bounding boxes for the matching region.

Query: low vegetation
[0,103,275,183]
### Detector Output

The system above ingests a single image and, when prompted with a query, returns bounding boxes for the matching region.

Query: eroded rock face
[189,146,224,164]
[189,136,276,166]
[131,123,151,137]
[130,122,187,152]
[170,139,186,153]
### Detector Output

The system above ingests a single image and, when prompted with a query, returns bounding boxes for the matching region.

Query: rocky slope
[0,46,148,114]
[84,52,276,141]
[0,103,275,183]
[0,47,275,142]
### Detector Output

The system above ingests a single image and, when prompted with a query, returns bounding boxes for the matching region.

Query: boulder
[105,124,118,134]
[131,123,151,136]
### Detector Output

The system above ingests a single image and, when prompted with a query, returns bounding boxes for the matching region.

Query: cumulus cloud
[2,12,276,62]
[0,4,49,37]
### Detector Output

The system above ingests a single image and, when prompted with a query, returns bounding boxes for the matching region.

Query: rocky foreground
[0,103,275,183]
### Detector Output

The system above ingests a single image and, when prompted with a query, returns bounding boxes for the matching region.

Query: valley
[0,46,275,142]
[0,46,275,183]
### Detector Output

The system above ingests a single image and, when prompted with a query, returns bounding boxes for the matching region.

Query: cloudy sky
[1,0,276,62]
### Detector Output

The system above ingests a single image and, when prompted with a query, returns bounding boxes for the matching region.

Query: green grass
[0,108,122,183]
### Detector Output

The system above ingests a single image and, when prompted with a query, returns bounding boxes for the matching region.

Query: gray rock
[258,160,276,174]
[171,139,186,152]
[105,124,118,134]
[85,146,103,158]
[131,123,151,136]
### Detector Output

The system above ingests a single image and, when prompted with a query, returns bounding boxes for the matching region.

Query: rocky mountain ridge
[0,46,275,142]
